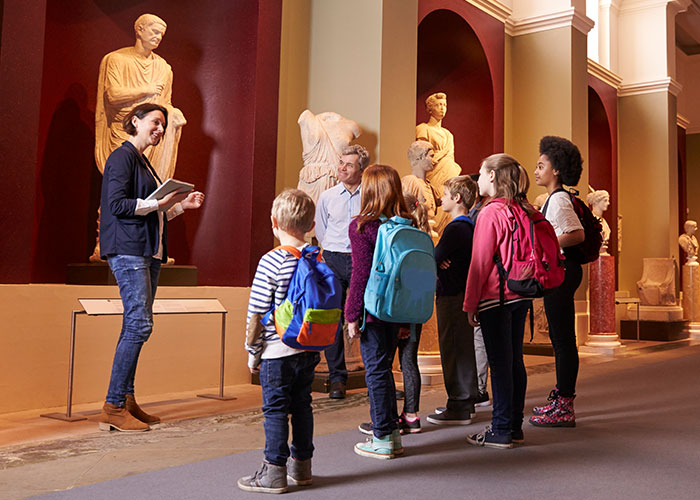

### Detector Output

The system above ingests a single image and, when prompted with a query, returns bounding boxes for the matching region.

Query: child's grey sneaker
[237,461,288,494]
[467,425,513,449]
[286,457,312,486]
[427,409,473,425]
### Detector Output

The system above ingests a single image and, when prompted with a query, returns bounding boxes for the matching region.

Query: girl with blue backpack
[346,164,419,460]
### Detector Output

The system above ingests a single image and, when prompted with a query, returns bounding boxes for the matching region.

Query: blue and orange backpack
[263,245,343,351]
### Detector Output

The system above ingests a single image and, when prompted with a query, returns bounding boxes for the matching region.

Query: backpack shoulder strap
[276,245,302,259]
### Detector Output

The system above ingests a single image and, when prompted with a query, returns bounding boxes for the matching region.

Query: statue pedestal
[626,304,684,322]
[682,263,700,340]
[581,255,625,355]
[417,311,443,385]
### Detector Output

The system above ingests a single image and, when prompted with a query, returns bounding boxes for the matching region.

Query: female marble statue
[297,109,361,204]
[587,189,611,255]
[416,92,461,234]
[679,220,699,264]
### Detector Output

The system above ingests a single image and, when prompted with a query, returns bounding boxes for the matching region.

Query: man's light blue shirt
[315,183,362,253]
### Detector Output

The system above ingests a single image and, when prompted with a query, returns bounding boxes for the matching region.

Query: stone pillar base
[686,322,700,340]
[580,333,626,355]
[417,354,443,385]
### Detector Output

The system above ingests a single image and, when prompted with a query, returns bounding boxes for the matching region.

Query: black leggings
[543,259,582,398]
[397,324,422,414]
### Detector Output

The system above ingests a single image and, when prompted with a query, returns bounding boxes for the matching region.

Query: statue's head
[407,140,435,172]
[134,14,167,51]
[685,220,698,236]
[425,92,447,120]
[587,189,610,212]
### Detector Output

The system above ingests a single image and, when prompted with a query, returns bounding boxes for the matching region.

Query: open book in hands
[145,178,194,201]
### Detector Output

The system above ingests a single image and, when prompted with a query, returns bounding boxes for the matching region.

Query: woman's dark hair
[122,103,168,136]
[539,136,582,186]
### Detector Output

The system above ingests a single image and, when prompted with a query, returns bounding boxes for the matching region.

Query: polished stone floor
[0,339,695,500]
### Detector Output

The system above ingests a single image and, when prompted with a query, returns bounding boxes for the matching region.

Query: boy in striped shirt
[238,189,320,494]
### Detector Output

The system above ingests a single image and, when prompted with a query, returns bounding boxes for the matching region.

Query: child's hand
[439,259,452,270]
[398,327,411,339]
[348,321,361,339]
[249,366,260,374]
[467,311,479,327]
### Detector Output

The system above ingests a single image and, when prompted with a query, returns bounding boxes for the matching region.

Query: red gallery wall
[3,0,282,286]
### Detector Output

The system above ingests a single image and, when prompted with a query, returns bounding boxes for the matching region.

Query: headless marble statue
[91,13,186,262]
[297,109,361,204]
[416,92,461,234]
[587,189,611,255]
[679,220,699,265]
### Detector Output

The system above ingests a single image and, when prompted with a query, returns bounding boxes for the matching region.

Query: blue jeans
[479,300,530,435]
[361,321,399,438]
[260,351,321,466]
[321,251,351,383]
[105,255,161,406]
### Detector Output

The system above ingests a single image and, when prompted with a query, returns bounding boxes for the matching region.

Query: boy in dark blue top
[427,175,480,425]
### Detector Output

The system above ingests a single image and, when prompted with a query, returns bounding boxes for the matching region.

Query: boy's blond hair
[271,189,315,234]
[443,175,477,210]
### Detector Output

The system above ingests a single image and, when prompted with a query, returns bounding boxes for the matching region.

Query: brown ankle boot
[125,394,161,424]
[98,402,150,432]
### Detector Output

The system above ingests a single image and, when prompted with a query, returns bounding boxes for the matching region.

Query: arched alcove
[588,85,618,282]
[417,9,494,174]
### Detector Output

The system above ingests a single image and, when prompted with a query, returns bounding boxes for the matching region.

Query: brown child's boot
[125,394,161,424]
[98,402,150,432]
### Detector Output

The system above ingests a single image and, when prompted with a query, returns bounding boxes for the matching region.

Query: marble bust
[91,14,186,262]
[95,13,186,178]
[587,189,611,255]
[402,140,438,237]
[679,220,699,265]
[297,109,361,204]
[416,92,461,233]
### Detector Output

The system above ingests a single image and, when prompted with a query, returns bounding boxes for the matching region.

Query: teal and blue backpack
[264,245,343,351]
[363,216,437,325]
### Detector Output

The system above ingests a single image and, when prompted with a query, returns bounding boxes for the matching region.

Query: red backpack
[492,199,565,304]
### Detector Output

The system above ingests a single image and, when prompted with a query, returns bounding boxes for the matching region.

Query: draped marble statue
[402,140,439,237]
[297,109,361,204]
[416,92,461,234]
[91,13,186,262]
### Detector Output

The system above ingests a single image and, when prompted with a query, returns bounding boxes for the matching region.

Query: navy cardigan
[99,141,168,261]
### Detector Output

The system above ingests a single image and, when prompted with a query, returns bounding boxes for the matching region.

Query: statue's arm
[103,58,161,106]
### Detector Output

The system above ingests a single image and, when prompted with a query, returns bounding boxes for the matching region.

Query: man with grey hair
[315,144,369,398]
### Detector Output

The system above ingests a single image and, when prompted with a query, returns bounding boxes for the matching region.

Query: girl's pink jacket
[463,199,520,312]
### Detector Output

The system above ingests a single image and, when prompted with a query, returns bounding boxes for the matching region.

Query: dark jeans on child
[479,300,530,436]
[361,321,399,438]
[543,259,582,398]
[436,293,478,413]
[397,324,422,414]
[321,251,351,384]
[260,351,321,466]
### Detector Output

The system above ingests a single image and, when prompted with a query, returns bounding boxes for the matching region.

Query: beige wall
[0,285,251,415]
[276,0,312,193]
[676,49,700,134]
[618,91,680,293]
[276,0,417,185]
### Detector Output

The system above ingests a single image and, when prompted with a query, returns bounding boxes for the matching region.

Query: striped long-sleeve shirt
[245,246,305,369]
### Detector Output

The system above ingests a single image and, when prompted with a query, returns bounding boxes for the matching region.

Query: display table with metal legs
[41,298,234,422]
